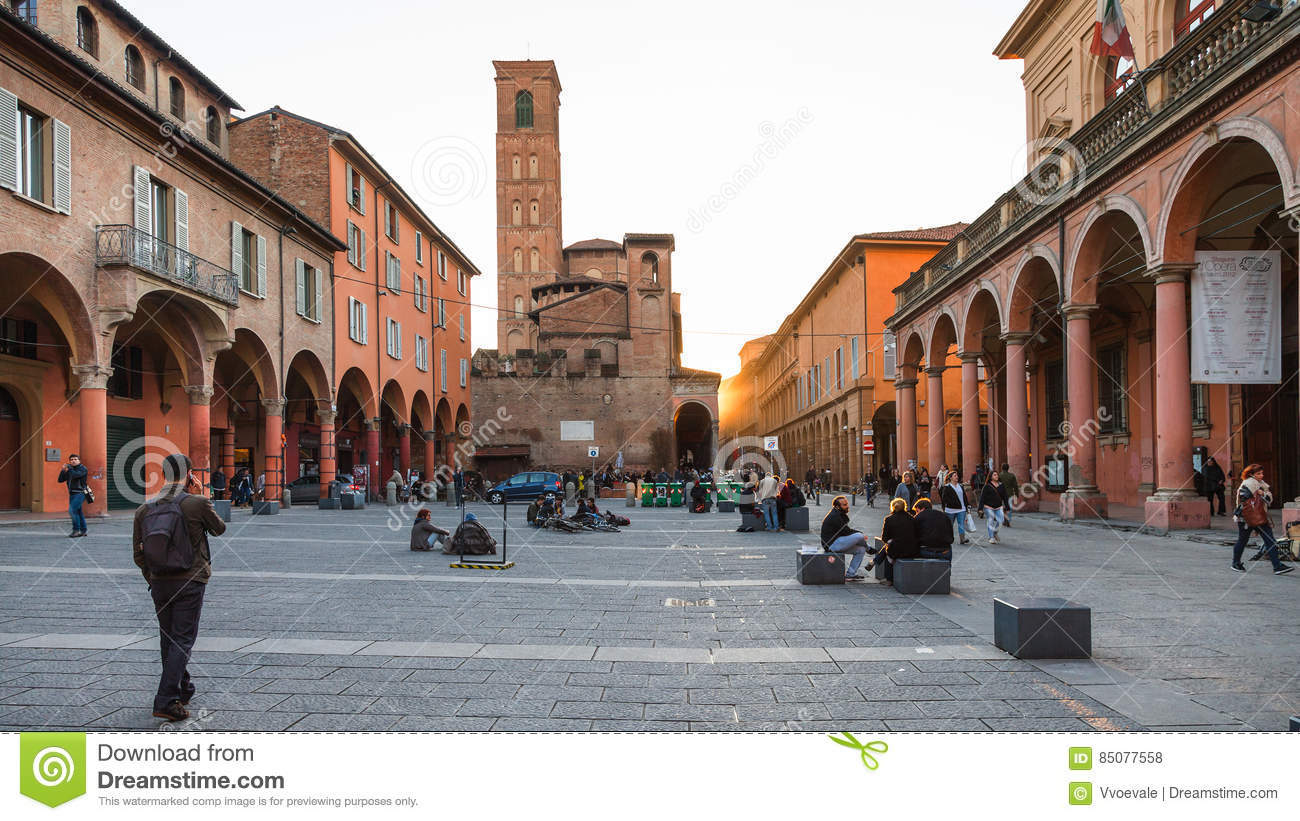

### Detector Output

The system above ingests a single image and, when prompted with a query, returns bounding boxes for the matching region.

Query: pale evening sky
[123,0,1030,378]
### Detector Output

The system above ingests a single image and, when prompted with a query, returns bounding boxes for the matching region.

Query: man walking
[758,471,781,532]
[132,454,225,722]
[57,454,88,537]
[998,462,1019,527]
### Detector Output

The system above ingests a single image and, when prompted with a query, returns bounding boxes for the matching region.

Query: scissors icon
[828,733,888,770]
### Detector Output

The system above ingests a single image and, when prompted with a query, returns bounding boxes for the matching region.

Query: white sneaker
[989,536,999,544]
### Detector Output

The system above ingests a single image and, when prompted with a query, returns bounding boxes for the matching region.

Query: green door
[106,415,145,510]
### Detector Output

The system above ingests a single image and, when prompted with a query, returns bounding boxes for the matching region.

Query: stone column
[261,399,285,504]
[318,410,336,500]
[959,353,981,477]
[72,364,111,518]
[1134,329,1155,495]
[397,424,411,478]
[896,366,919,470]
[925,367,946,475]
[1002,333,1034,510]
[423,431,439,481]
[1060,304,1107,519]
[220,428,235,484]
[1144,264,1209,529]
[184,386,213,476]
[365,419,381,499]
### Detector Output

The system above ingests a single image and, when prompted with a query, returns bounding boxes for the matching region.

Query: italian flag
[1091,0,1135,59]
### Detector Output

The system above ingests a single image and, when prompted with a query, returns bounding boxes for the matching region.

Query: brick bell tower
[494,60,564,355]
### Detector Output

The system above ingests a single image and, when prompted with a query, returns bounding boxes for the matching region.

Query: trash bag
[443,518,498,555]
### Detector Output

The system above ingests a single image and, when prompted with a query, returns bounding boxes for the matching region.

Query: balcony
[892,0,1296,319]
[95,225,239,307]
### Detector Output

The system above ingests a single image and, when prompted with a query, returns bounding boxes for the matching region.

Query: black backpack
[139,493,194,574]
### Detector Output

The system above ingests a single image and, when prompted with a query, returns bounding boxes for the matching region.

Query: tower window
[76,6,98,57]
[515,91,534,129]
[511,155,521,179]
[529,200,539,225]
[642,252,659,284]
[125,45,145,90]
[169,77,185,119]
[205,106,220,144]
[528,154,538,178]
[512,248,522,272]
[511,200,522,226]
[530,248,540,272]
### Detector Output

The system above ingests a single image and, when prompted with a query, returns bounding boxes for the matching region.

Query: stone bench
[795,550,845,585]
[892,558,950,594]
[717,500,736,513]
[785,506,810,532]
[994,596,1091,659]
[1290,715,1299,732]
[317,497,341,510]
[251,501,279,516]
[211,499,232,522]
[340,491,365,510]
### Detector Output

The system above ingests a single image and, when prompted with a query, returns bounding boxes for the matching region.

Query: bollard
[386,481,397,507]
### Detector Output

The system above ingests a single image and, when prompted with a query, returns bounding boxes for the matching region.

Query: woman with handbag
[939,471,971,545]
[1231,464,1294,575]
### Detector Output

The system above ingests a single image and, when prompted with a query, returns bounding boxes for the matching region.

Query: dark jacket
[210,469,227,491]
[820,507,859,549]
[132,489,225,584]
[914,508,954,549]
[979,482,1005,509]
[57,464,88,494]
[411,519,450,550]
[444,519,497,555]
[939,483,968,511]
[1203,463,1226,491]
[998,470,1019,498]
[880,511,919,559]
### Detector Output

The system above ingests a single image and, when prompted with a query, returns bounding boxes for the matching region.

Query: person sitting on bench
[819,495,875,581]
[874,497,920,584]
[410,508,450,551]
[911,498,953,561]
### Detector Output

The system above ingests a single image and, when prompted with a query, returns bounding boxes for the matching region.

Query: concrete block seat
[211,499,232,522]
[251,501,279,515]
[784,506,810,532]
[340,492,365,510]
[892,558,951,594]
[994,596,1091,659]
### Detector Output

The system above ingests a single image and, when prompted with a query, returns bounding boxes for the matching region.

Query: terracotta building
[732,227,968,487]
[229,108,480,499]
[472,61,719,478]
[887,0,1300,529]
[0,0,343,513]
[718,335,771,446]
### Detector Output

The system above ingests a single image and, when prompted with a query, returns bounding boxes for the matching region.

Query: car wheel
[487,491,505,505]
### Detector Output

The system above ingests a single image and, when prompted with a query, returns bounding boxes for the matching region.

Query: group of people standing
[737,471,807,531]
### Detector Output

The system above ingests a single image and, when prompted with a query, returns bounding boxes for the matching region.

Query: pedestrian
[1231,464,1293,575]
[940,471,971,545]
[132,454,225,722]
[776,477,793,529]
[805,465,818,496]
[819,494,873,581]
[935,464,949,491]
[893,470,918,509]
[57,454,89,538]
[255,471,266,502]
[874,497,919,585]
[410,508,450,551]
[1203,456,1226,517]
[758,471,781,532]
[453,467,465,507]
[209,466,227,501]
[998,462,1019,527]
[738,472,757,515]
[917,467,932,499]
[980,473,1005,544]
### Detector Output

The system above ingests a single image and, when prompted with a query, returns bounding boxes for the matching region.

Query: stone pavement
[0,497,1292,732]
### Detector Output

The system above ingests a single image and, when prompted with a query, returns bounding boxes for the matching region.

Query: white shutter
[359,229,367,271]
[396,322,403,359]
[416,231,423,263]
[346,164,355,206]
[357,175,366,215]
[346,221,357,266]
[361,302,368,344]
[440,349,447,392]
[0,86,17,192]
[348,297,357,340]
[173,187,188,251]
[52,118,71,214]
[230,221,243,284]
[256,234,267,297]
[386,319,394,357]
[459,313,465,341]
[882,332,897,379]
[460,358,467,387]
[315,264,323,322]
[295,258,306,316]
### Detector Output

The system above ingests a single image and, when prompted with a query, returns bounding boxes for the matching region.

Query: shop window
[1097,344,1127,433]
[107,344,143,399]
[1191,383,1209,428]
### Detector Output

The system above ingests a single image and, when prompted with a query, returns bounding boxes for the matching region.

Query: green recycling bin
[669,482,683,507]
[654,483,669,507]
[640,483,654,507]
[723,482,741,503]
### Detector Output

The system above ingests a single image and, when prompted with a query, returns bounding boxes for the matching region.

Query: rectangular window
[458,313,465,341]
[386,318,402,360]
[440,349,447,392]
[438,298,447,328]
[1045,359,1065,438]
[384,201,399,242]
[346,164,366,214]
[835,347,843,390]
[460,357,467,388]
[385,252,401,292]
[437,251,447,280]
[882,331,897,379]
[17,105,46,203]
[107,344,143,399]
[415,230,423,264]
[150,179,169,243]
[348,297,368,344]
[1097,344,1127,433]
[823,356,831,394]
[14,1,36,25]
[457,268,466,295]
[415,335,429,372]
[238,228,255,293]
[414,275,427,312]
[1191,384,1209,428]
[0,316,38,360]
[850,337,860,379]
[295,260,320,322]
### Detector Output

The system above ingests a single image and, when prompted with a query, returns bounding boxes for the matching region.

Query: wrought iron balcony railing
[892,0,1294,319]
[95,225,239,307]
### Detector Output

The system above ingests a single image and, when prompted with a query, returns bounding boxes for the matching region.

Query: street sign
[862,431,874,455]
[763,436,779,451]
[587,446,600,458]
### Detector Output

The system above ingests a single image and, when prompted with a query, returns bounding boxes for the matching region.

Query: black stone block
[994,597,1091,659]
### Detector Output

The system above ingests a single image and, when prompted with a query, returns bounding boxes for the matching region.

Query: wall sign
[1190,250,1282,384]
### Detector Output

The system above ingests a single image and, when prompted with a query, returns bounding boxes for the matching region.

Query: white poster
[763,436,779,451]
[1190,250,1282,384]
[560,421,594,441]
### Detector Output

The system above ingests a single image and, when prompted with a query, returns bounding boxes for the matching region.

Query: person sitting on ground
[911,498,953,561]
[410,508,451,551]
[526,495,546,525]
[537,493,560,523]
[875,497,920,585]
[690,481,710,513]
[443,512,497,555]
[819,495,875,581]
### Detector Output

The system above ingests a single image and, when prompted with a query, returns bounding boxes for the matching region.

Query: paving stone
[490,718,593,731]
[288,713,401,731]
[338,681,434,698]
[270,694,378,713]
[644,703,737,722]
[2,687,114,706]
[550,701,643,720]
[981,717,1096,731]
[254,679,354,695]
[366,696,467,716]
[884,718,989,732]
[589,720,690,731]
[455,699,554,718]
[825,701,924,720]
[916,700,1022,719]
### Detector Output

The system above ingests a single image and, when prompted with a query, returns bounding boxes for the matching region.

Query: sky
[126,0,1030,378]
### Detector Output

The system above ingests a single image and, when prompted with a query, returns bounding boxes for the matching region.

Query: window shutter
[359,229,367,271]
[346,164,354,205]
[416,231,423,263]
[0,86,17,191]
[459,314,464,341]
[440,349,447,392]
[346,220,357,266]
[882,332,897,379]
[348,298,357,340]
[173,187,188,251]
[361,302,368,344]
[230,221,243,280]
[133,165,152,231]
[295,258,306,316]
[396,322,402,359]
[386,319,394,357]
[460,358,467,387]
[357,174,366,215]
[383,203,390,237]
[256,234,267,297]
[52,118,71,214]
[314,265,323,322]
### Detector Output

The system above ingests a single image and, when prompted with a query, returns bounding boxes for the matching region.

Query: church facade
[471,60,720,480]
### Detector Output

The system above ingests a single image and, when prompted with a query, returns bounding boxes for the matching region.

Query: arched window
[512,248,523,272]
[124,45,144,90]
[1104,54,1137,101]
[513,296,524,318]
[642,295,661,328]
[205,106,220,144]
[641,252,659,284]
[1175,1,1215,41]
[529,248,540,272]
[511,155,521,179]
[511,200,521,226]
[168,77,185,119]
[506,329,524,355]
[76,6,98,57]
[528,155,539,178]
[515,91,534,129]
[528,200,539,225]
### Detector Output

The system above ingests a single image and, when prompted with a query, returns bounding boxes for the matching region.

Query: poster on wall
[1190,249,1282,384]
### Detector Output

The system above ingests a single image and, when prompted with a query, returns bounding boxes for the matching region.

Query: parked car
[286,473,361,504]
[485,471,563,504]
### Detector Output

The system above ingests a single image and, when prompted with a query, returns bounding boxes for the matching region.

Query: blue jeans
[761,498,779,530]
[69,492,86,533]
[946,511,968,541]
[827,533,869,576]
[1232,521,1283,570]
[985,507,1003,539]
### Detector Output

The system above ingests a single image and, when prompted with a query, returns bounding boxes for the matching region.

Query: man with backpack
[132,454,225,722]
